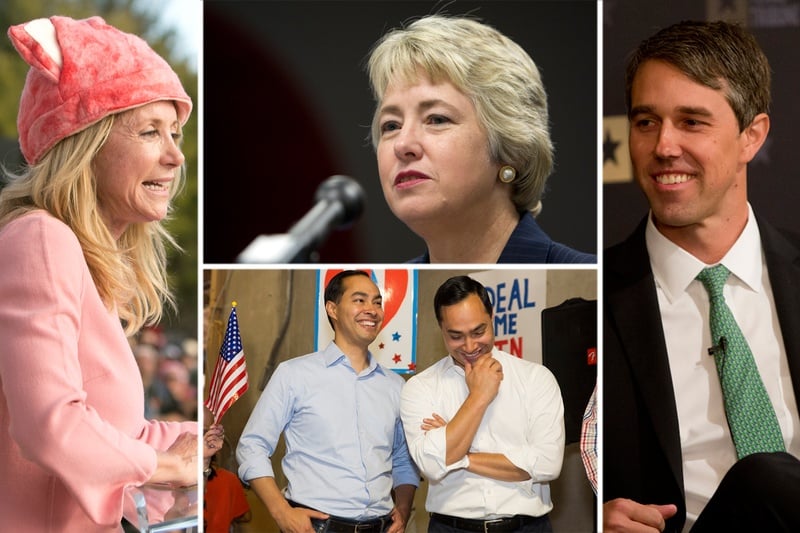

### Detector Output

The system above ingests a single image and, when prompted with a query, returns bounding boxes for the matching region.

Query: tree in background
[0,0,199,339]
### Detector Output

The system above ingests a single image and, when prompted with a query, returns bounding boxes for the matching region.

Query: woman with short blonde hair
[368,15,594,263]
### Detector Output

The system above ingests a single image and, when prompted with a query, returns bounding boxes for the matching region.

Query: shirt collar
[323,341,384,376]
[645,203,763,302]
[443,353,461,375]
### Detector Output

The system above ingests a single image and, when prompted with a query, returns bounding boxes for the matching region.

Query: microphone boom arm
[236,175,364,263]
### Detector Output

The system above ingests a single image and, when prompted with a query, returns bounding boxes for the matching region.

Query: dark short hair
[433,275,493,324]
[624,20,771,131]
[323,270,371,329]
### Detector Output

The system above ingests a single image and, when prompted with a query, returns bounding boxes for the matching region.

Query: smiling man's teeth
[143,182,165,190]
[655,174,692,185]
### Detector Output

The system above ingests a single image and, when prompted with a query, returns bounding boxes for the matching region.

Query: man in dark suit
[604,20,800,532]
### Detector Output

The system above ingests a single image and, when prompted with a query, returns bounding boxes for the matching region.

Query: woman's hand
[148,432,198,487]
[168,432,197,462]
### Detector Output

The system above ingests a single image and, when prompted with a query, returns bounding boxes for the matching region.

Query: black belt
[430,513,547,533]
[287,499,391,533]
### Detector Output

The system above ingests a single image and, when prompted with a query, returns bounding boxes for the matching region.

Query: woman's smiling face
[93,101,185,239]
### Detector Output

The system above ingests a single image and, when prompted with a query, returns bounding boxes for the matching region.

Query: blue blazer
[407,212,596,264]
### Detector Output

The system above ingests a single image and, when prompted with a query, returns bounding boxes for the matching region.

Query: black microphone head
[314,175,366,228]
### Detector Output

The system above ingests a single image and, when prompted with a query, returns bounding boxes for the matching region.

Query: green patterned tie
[696,265,785,459]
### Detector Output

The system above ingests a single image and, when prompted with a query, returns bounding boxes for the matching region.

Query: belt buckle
[354,521,379,533]
[482,518,506,533]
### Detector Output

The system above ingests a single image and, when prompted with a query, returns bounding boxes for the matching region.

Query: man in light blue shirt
[237,270,418,533]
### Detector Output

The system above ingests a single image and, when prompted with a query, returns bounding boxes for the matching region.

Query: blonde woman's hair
[0,112,183,335]
[367,14,553,215]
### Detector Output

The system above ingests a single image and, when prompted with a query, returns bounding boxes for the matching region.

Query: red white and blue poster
[315,269,418,374]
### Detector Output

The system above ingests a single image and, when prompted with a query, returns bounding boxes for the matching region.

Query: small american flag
[205,303,248,424]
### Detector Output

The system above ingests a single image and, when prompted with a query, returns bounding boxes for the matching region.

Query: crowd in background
[131,326,199,422]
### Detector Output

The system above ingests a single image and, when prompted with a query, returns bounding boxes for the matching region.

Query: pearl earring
[498,165,517,183]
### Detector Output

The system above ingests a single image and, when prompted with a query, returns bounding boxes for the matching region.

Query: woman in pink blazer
[0,16,219,531]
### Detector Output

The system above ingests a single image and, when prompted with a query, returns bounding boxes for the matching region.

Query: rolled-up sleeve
[504,366,564,483]
[236,363,293,482]
[400,375,467,482]
[390,416,420,488]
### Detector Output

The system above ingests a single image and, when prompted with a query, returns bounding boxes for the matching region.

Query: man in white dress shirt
[401,275,564,533]
[604,19,800,533]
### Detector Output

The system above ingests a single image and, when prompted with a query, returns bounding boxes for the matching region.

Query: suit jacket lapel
[607,219,685,496]
[759,217,800,411]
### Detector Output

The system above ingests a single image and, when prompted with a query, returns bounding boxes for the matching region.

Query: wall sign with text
[471,270,547,364]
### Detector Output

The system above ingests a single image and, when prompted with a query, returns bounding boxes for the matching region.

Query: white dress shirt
[646,205,800,530]
[400,348,564,518]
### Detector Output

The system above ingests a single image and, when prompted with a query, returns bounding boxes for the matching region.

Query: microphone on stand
[237,175,366,263]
